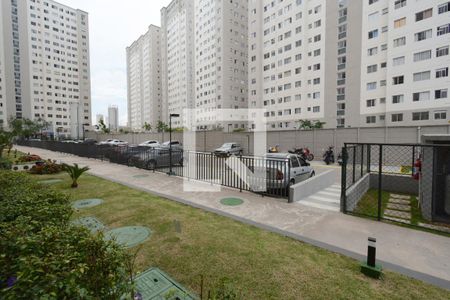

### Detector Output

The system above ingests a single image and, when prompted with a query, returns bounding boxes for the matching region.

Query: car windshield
[222,143,233,148]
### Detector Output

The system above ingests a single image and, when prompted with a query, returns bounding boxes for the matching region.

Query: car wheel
[310,171,315,178]
[147,160,157,170]
[285,179,295,196]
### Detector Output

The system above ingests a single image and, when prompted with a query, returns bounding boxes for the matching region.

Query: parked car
[161,141,182,150]
[98,139,114,145]
[214,143,243,157]
[139,140,160,147]
[81,138,97,145]
[108,140,128,146]
[129,147,183,169]
[247,153,315,192]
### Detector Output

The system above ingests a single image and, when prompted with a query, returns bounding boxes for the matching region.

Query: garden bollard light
[360,236,382,279]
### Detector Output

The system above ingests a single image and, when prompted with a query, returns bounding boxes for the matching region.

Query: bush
[0,171,133,299]
[17,154,41,163]
[0,158,12,170]
[29,159,62,175]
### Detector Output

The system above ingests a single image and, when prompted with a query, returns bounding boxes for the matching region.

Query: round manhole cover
[104,226,151,248]
[39,179,63,185]
[133,174,149,178]
[220,197,244,206]
[72,198,104,209]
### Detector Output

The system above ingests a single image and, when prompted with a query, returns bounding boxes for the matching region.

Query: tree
[0,118,47,157]
[142,122,152,132]
[156,121,169,133]
[98,119,110,134]
[297,119,326,130]
[62,163,90,188]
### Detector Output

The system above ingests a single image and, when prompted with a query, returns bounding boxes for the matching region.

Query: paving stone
[384,209,411,220]
[390,194,410,200]
[389,198,410,205]
[384,216,411,224]
[387,203,411,211]
[418,223,450,234]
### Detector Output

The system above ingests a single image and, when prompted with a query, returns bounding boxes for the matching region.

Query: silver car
[214,143,243,157]
[129,147,183,170]
[247,153,315,191]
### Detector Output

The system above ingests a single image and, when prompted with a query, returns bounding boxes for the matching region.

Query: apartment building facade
[248,0,364,130]
[126,25,162,131]
[0,0,91,137]
[194,0,248,131]
[108,105,118,132]
[361,0,450,127]
[161,0,195,128]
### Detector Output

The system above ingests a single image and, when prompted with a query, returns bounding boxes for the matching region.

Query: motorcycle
[337,153,343,166]
[323,147,335,165]
[288,147,314,161]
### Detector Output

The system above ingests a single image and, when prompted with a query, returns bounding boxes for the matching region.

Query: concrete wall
[345,173,370,212]
[86,125,450,155]
[289,170,337,203]
[369,173,419,196]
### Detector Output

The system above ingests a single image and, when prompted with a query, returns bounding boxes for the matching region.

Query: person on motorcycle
[323,146,335,165]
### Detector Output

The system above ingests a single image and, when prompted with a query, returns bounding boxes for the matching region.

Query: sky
[58,0,169,126]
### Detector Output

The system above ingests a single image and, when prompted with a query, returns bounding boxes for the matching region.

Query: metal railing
[18,140,292,199]
[341,143,450,234]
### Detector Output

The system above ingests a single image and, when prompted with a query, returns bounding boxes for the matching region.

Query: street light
[168,113,180,176]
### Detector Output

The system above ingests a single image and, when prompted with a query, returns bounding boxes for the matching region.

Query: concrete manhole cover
[133,174,149,178]
[72,198,104,209]
[220,197,244,206]
[72,216,105,233]
[104,226,151,248]
[38,179,63,185]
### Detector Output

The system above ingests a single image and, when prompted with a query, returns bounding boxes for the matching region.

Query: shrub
[0,158,12,170]
[17,154,41,163]
[62,163,90,188]
[0,171,133,298]
[29,159,62,175]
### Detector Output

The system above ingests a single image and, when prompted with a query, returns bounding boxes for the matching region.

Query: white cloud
[57,0,170,125]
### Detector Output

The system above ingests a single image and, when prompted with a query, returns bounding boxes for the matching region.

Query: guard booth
[421,135,450,224]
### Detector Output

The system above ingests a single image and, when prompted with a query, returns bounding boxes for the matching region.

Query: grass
[30,172,450,299]
[354,189,390,219]
[2,149,26,163]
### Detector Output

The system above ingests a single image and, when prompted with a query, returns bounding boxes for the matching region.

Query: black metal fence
[341,143,450,234]
[17,141,292,199]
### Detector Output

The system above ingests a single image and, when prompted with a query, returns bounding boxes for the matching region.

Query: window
[393,37,406,47]
[369,0,379,5]
[413,50,432,62]
[413,91,430,101]
[392,114,403,122]
[416,8,432,22]
[436,46,449,57]
[435,89,448,99]
[394,0,406,9]
[366,116,376,124]
[415,29,432,41]
[368,29,378,39]
[367,64,378,73]
[368,47,378,56]
[394,17,406,28]
[367,99,376,107]
[438,2,450,14]
[393,76,404,85]
[437,24,450,36]
[393,56,405,66]
[367,82,377,90]
[392,94,404,104]
[436,67,449,78]
[413,71,431,81]
[313,106,320,113]
[435,111,447,120]
[412,112,429,121]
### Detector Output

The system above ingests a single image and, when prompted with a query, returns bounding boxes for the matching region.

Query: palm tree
[62,163,90,188]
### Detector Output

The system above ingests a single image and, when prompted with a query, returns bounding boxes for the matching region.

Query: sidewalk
[16,146,450,289]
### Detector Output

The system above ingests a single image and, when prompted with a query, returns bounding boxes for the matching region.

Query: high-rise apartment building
[194,0,248,131]
[248,0,363,130]
[126,25,162,131]
[108,105,118,132]
[161,0,195,128]
[360,0,450,127]
[0,0,91,137]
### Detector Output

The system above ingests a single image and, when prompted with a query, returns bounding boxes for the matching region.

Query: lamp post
[168,113,180,175]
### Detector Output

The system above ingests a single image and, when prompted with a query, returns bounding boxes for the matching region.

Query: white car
[108,139,128,146]
[161,141,182,150]
[138,140,160,147]
[98,139,114,145]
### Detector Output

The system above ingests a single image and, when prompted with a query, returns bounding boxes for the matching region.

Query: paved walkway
[16,146,450,289]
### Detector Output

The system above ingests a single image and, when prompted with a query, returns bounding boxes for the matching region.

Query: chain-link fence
[341,143,450,234]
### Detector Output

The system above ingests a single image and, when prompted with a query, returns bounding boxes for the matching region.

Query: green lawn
[354,189,390,219]
[30,172,450,299]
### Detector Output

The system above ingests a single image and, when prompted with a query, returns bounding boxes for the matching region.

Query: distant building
[126,25,162,131]
[0,0,91,136]
[108,105,119,132]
